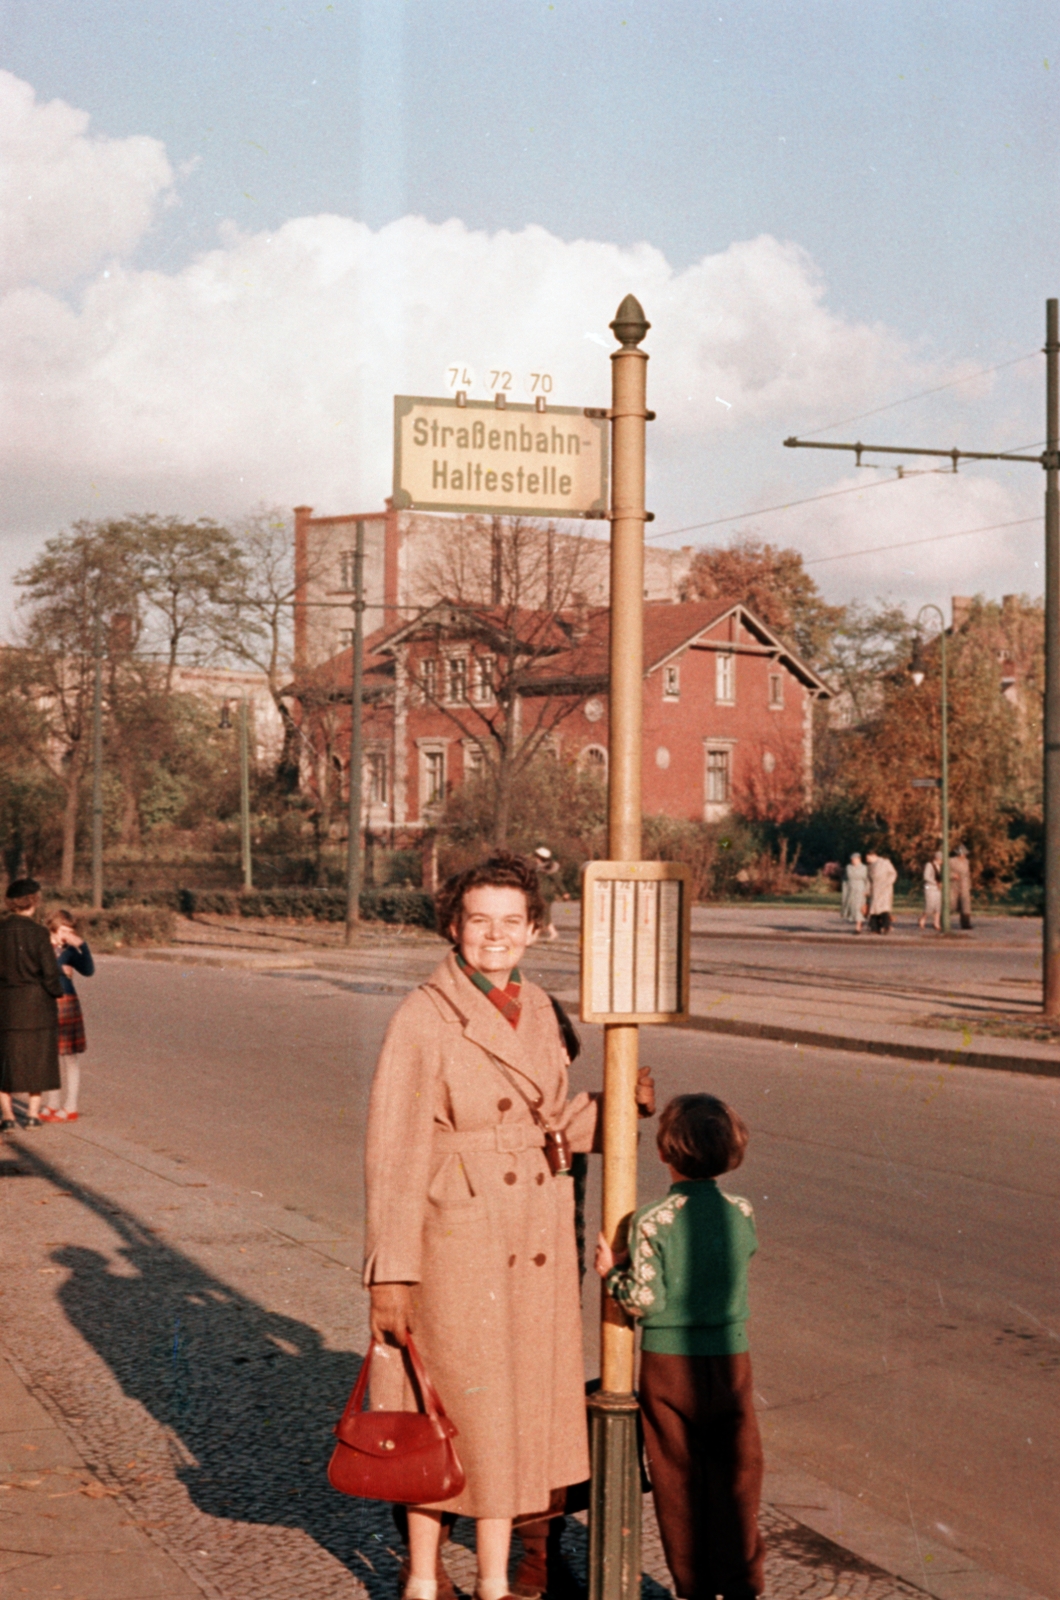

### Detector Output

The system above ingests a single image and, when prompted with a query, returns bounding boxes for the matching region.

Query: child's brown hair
[45,908,79,935]
[656,1093,749,1180]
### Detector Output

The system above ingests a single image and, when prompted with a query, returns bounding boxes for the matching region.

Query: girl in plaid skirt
[41,910,94,1123]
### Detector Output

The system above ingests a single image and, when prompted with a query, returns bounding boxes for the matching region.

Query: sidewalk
[1,1120,1048,1600]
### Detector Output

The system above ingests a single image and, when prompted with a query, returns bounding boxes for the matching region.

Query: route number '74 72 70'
[444,367,554,398]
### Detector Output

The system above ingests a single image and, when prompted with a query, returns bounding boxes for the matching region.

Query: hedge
[56,905,177,950]
[178,886,436,928]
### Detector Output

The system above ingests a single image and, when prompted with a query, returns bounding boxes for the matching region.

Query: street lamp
[909,604,950,934]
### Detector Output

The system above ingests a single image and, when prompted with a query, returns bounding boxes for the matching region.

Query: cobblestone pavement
[1,1123,928,1600]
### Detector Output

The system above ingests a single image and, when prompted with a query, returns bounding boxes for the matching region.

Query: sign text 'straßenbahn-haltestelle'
[393,395,609,518]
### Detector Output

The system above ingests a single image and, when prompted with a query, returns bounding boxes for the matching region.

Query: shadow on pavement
[13,1142,409,1596]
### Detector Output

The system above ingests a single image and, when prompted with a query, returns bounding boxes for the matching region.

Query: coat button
[497,1098,512,1112]
[534,1253,547,1266]
[509,1254,517,1267]
[504,1171,517,1185]
[536,1172,545,1185]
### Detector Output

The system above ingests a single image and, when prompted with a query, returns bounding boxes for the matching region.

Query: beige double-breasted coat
[363,951,597,1520]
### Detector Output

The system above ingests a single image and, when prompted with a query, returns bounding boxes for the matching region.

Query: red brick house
[290,598,831,839]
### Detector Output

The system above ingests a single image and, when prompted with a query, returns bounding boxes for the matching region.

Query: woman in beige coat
[365,854,649,1600]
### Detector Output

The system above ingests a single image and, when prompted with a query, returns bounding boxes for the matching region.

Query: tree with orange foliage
[680,533,846,666]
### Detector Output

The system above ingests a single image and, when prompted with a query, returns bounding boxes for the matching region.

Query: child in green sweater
[595,1093,764,1600]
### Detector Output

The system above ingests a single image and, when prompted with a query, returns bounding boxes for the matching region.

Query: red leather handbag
[328,1336,466,1505]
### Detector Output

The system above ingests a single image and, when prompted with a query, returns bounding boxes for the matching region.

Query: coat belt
[433,1125,546,1153]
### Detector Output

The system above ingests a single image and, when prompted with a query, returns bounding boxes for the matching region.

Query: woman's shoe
[0,1119,16,1132]
[25,1117,42,1128]
[39,1107,61,1122]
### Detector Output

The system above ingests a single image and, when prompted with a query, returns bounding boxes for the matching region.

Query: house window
[464,742,486,780]
[581,744,608,776]
[705,747,731,805]
[447,656,469,704]
[339,551,357,590]
[768,672,784,708]
[715,652,735,703]
[338,629,354,650]
[473,655,496,704]
[663,664,680,700]
[365,750,388,804]
[419,657,438,703]
[421,747,446,807]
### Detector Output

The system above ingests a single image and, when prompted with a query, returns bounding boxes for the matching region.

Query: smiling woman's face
[452,885,538,982]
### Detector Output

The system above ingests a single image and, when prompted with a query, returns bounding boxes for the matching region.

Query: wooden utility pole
[587,294,650,1600]
[785,298,1060,1010]
[1044,301,1060,1009]
[345,519,366,944]
[239,696,253,892]
[90,612,104,912]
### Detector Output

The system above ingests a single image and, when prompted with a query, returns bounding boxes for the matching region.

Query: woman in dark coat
[0,879,63,1130]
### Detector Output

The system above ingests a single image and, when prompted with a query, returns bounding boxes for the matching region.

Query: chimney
[108,612,134,654]
[569,592,590,640]
[951,595,973,632]
[293,506,314,673]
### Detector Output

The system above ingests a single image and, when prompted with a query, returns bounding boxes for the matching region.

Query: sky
[2,0,1059,630]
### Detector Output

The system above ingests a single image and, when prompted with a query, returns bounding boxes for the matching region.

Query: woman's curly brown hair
[435,852,546,942]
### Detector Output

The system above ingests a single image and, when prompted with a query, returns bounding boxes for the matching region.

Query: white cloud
[0,71,173,293]
[0,72,1042,621]
[0,212,931,487]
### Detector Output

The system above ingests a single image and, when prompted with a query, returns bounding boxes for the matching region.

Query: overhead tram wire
[799,350,1041,439]
[645,469,939,544]
[802,514,1039,567]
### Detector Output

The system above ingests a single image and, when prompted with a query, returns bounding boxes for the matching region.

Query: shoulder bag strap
[337,1335,450,1424]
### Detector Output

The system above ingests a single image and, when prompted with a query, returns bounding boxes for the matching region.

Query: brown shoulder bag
[327,1336,466,1504]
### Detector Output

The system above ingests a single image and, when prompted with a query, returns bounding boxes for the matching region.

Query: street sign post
[584,295,654,1600]
[392,395,608,518]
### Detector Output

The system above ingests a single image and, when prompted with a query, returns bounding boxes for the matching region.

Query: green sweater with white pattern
[606,1179,757,1356]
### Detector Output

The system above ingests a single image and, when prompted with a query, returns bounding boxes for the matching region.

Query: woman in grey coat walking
[0,879,63,1130]
[841,854,869,934]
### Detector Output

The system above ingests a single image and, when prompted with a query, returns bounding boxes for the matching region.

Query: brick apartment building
[291,595,831,840]
[293,503,694,670]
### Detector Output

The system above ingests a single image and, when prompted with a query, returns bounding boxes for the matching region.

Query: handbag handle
[339,1335,448,1428]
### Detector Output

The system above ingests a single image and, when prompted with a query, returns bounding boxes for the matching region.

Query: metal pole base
[587,1390,642,1600]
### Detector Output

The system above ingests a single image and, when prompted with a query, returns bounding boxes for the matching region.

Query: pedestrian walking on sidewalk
[919,853,943,932]
[865,850,897,934]
[40,909,93,1122]
[841,853,868,933]
[364,852,654,1600]
[0,879,62,1131]
[532,847,561,941]
[950,844,973,930]
[596,1094,765,1600]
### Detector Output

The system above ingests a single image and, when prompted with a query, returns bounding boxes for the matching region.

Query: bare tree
[409,518,602,845]
[14,522,144,885]
[130,513,247,691]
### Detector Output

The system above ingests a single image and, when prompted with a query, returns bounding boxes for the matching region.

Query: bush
[178,885,436,928]
[44,904,176,950]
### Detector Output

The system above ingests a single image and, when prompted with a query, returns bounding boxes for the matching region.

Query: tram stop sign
[393,395,609,518]
[580,861,691,1025]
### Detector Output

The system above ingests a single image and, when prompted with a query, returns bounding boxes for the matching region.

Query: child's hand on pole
[595,1231,629,1278]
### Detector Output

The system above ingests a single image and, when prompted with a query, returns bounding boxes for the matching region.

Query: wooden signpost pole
[587,294,651,1600]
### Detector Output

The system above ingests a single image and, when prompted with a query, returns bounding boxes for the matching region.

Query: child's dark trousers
[639,1350,764,1600]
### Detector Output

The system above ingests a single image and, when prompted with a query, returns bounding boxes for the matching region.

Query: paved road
[77,953,1059,1599]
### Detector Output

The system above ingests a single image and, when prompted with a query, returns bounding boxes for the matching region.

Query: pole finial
[610,294,650,348]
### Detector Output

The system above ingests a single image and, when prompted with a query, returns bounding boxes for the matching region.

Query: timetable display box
[580,861,691,1025]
